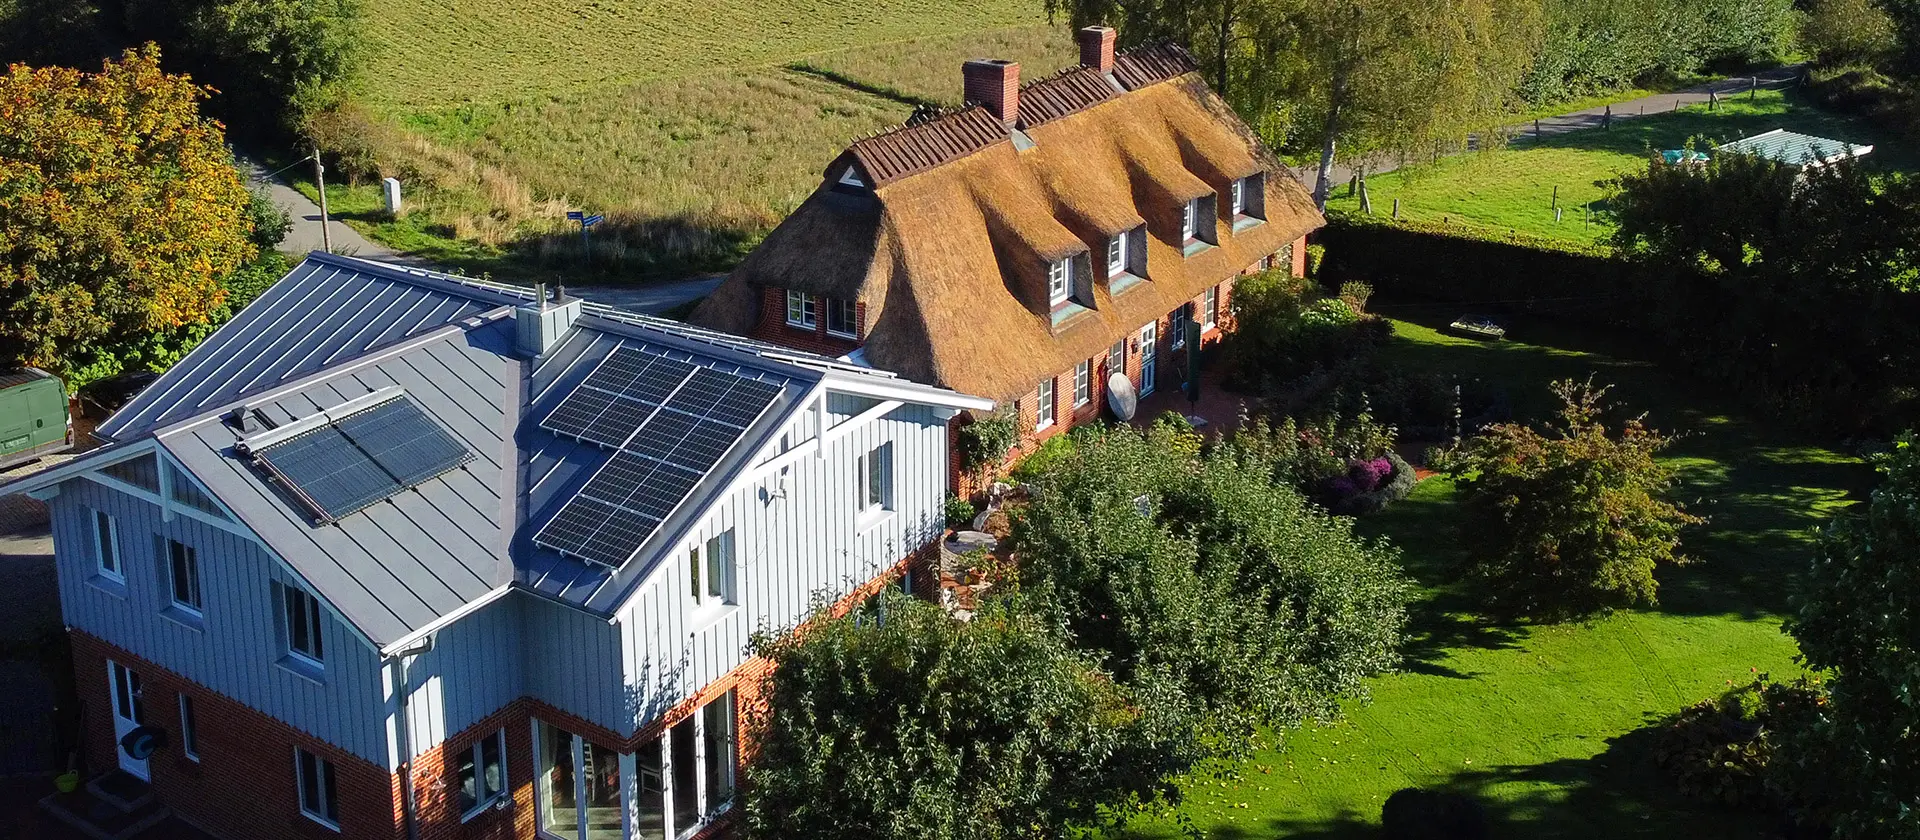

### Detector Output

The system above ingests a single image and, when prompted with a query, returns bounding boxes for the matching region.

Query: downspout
[389,636,435,840]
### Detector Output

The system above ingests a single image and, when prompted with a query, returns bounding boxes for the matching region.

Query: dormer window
[826,298,858,338]
[1181,196,1217,256]
[1106,234,1127,279]
[1048,258,1074,307]
[1231,173,1266,230]
[785,290,816,329]
[1182,200,1199,243]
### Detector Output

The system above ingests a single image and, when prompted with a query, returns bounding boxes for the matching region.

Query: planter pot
[55,771,79,793]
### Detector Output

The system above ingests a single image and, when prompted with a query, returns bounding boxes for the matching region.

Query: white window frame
[92,509,121,582]
[690,528,737,609]
[166,539,202,615]
[1182,199,1199,242]
[282,585,325,667]
[295,746,340,830]
[1203,286,1220,331]
[825,298,858,338]
[1106,233,1127,278]
[178,694,199,762]
[1107,339,1126,379]
[1073,360,1092,407]
[856,443,894,519]
[1036,378,1056,430]
[784,290,816,329]
[1048,258,1072,306]
[457,728,509,820]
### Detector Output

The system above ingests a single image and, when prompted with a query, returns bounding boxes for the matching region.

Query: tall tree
[1780,434,1920,838]
[1044,0,1542,208]
[0,45,256,381]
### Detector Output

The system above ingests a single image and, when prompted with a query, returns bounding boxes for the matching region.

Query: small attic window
[1048,258,1074,307]
[1106,226,1146,286]
[1232,173,1267,231]
[837,165,867,188]
[1182,196,1218,255]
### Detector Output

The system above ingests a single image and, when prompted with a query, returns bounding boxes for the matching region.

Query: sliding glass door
[533,690,738,840]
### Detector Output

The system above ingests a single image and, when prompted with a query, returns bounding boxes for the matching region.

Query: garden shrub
[1009,433,1077,484]
[957,410,1019,479]
[942,494,977,531]
[1222,267,1392,393]
[1441,379,1701,620]
[1653,675,1827,810]
[1381,787,1489,840]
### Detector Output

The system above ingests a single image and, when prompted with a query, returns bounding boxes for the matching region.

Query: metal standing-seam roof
[15,253,988,647]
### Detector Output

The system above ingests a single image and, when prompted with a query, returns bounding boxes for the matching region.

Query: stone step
[86,769,153,812]
[38,786,171,840]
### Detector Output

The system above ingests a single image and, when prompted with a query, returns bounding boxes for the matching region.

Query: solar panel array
[536,347,785,567]
[255,396,474,522]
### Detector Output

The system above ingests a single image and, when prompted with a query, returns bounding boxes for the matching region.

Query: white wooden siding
[388,593,524,764]
[613,397,947,732]
[52,479,388,765]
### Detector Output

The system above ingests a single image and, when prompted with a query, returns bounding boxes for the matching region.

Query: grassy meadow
[1116,316,1868,839]
[310,2,1080,280]
[1325,89,1907,246]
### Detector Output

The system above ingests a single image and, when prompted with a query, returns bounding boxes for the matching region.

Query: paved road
[240,156,392,258]
[1290,65,1807,194]
[0,519,57,778]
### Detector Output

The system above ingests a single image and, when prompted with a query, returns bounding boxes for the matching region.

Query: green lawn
[1325,89,1908,246]
[1118,317,1869,839]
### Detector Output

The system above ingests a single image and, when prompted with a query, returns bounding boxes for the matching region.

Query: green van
[0,368,72,470]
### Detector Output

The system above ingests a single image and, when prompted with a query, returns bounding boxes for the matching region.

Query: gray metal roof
[98,255,511,441]
[1716,128,1873,167]
[42,254,983,646]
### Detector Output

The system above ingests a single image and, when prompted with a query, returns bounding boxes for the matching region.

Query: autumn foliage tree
[0,45,256,382]
[1442,379,1701,620]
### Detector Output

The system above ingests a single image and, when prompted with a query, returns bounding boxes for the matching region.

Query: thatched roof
[692,43,1325,402]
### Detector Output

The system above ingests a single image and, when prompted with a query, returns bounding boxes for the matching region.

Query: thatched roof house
[692,28,1323,417]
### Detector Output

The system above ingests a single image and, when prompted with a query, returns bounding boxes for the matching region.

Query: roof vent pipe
[962,59,1021,127]
[1078,26,1116,75]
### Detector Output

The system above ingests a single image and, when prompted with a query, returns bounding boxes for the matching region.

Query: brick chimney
[1077,26,1116,74]
[962,59,1020,127]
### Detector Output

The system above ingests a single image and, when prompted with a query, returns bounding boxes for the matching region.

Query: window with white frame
[178,694,199,761]
[1107,233,1128,278]
[701,690,739,819]
[784,290,816,329]
[1232,173,1265,221]
[1047,258,1073,306]
[295,747,339,828]
[689,528,736,608]
[1182,199,1200,242]
[1203,286,1220,330]
[457,728,508,818]
[825,298,857,338]
[535,723,628,840]
[1073,360,1092,407]
[1230,179,1245,216]
[856,443,894,514]
[1170,304,1194,350]
[92,509,120,581]
[1107,339,1126,378]
[167,539,201,613]
[1036,378,1056,429]
[282,584,325,665]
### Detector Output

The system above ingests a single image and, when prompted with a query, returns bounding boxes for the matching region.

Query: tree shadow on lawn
[1370,311,1871,624]
[1138,720,1794,840]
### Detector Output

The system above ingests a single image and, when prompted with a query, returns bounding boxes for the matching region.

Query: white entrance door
[108,660,148,780]
[1139,322,1157,397]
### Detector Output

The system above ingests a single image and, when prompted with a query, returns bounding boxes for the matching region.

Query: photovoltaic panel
[705,377,784,428]
[577,398,658,450]
[334,397,475,487]
[542,348,697,447]
[616,357,696,404]
[541,387,617,442]
[663,419,741,473]
[623,410,697,464]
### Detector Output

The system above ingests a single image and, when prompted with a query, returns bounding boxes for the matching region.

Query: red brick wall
[748,287,863,357]
[71,631,403,840]
[70,549,939,840]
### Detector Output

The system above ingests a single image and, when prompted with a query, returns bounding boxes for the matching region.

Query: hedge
[1314,213,1653,329]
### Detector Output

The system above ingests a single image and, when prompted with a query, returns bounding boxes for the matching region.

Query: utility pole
[313,145,332,253]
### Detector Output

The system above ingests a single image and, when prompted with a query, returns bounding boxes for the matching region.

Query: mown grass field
[1117,316,1869,839]
[356,0,1053,109]
[319,14,1077,281]
[1325,89,1906,246]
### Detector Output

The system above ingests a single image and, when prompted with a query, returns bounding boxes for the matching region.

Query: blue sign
[582,214,605,227]
[565,210,584,221]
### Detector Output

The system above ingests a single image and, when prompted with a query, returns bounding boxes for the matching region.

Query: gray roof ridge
[151,314,506,443]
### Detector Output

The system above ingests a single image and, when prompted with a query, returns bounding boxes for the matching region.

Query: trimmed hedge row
[1314,213,1649,329]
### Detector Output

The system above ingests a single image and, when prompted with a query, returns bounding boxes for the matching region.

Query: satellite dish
[1106,372,1138,421]
[121,725,168,760]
